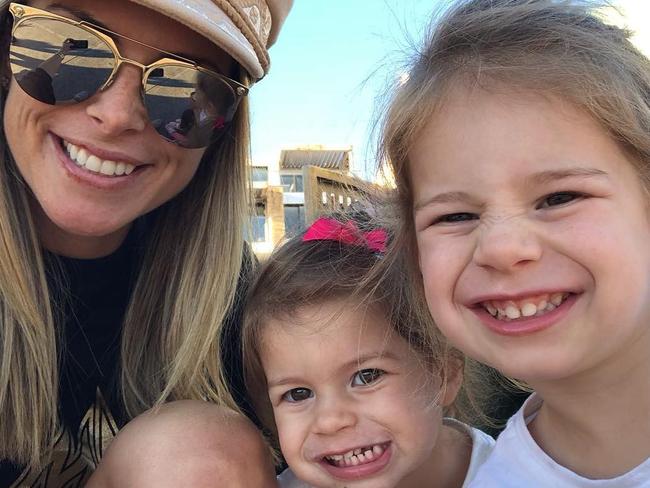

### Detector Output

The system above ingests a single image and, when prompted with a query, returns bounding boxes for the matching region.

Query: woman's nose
[84,64,148,136]
[473,217,543,272]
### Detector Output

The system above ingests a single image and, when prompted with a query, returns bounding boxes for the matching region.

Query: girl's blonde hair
[242,208,461,454]
[0,9,250,467]
[380,0,650,232]
[377,0,650,429]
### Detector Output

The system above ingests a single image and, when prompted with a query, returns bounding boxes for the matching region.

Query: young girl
[380,0,650,485]
[242,214,495,487]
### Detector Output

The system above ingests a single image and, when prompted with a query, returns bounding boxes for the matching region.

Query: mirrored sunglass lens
[10,18,115,104]
[144,66,238,149]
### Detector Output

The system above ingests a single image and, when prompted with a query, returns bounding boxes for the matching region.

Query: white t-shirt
[469,394,650,487]
[277,419,495,487]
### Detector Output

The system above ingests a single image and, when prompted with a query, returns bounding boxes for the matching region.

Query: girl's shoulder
[468,394,650,487]
[443,417,495,487]
[277,467,310,488]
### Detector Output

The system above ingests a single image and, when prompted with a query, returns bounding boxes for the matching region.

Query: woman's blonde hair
[0,9,251,467]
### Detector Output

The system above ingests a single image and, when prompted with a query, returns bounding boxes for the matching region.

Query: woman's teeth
[483,293,569,321]
[63,140,135,177]
[324,443,386,468]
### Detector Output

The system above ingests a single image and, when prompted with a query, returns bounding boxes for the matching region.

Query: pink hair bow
[302,217,388,253]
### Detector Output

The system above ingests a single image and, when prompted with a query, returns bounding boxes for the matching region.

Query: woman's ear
[440,352,464,407]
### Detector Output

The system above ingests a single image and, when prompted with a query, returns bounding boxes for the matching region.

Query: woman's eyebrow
[47,3,111,31]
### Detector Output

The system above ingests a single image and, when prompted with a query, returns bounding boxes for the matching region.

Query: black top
[0,224,253,487]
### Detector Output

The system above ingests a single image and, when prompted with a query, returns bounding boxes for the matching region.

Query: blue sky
[249,0,439,180]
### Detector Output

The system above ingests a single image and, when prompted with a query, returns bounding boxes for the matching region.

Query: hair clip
[302,217,388,253]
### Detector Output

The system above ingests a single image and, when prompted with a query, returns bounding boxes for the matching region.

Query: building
[250,146,374,258]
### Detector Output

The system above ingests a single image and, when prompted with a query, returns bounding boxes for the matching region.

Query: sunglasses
[7,3,249,149]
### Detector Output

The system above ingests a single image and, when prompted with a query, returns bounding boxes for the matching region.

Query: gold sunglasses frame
[8,2,249,104]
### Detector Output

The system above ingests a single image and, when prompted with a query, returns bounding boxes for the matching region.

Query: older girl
[381,0,650,485]
[0,0,291,486]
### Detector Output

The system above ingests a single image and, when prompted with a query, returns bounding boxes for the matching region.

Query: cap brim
[1,0,264,79]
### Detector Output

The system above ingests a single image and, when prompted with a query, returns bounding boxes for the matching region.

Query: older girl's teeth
[505,305,521,320]
[521,303,537,317]
[486,294,569,321]
[550,293,564,306]
[124,164,135,175]
[115,162,126,175]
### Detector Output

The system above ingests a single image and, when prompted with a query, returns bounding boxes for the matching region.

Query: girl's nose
[84,64,148,136]
[473,218,543,272]
[312,397,357,435]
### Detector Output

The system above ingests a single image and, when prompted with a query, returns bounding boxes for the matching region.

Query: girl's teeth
[505,305,521,320]
[521,303,537,317]
[550,293,564,306]
[486,294,568,321]
[327,443,386,468]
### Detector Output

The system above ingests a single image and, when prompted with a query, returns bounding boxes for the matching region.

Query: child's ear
[440,353,464,407]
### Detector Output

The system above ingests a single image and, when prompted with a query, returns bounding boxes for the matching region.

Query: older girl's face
[4,0,232,257]
[409,88,650,387]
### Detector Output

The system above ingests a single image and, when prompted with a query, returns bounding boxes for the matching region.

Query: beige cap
[1,0,293,80]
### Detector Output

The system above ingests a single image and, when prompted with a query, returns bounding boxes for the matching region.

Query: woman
[0,0,291,486]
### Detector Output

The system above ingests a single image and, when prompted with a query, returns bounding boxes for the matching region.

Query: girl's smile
[260,299,461,488]
[470,291,579,337]
[410,87,650,386]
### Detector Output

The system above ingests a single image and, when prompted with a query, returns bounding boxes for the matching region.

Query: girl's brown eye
[538,191,584,209]
[282,387,313,403]
[433,213,478,225]
[351,368,384,386]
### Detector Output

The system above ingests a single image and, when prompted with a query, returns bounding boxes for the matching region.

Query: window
[252,204,266,242]
[280,174,304,192]
[284,205,305,237]
[251,166,268,184]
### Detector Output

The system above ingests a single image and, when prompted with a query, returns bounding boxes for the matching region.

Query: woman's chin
[37,209,133,257]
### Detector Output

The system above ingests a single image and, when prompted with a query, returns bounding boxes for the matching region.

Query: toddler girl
[380,0,650,485]
[242,214,494,487]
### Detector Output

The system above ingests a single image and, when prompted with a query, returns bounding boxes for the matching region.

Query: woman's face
[3,0,233,257]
